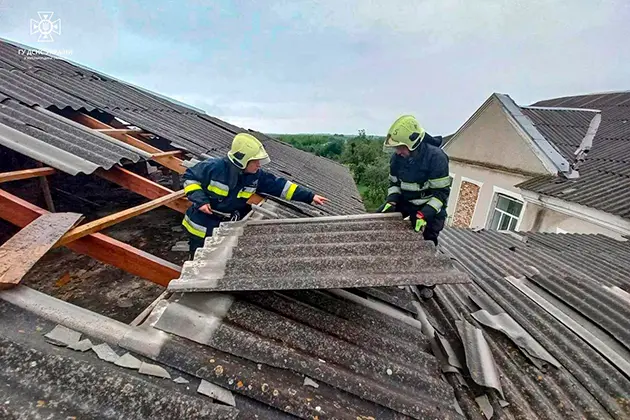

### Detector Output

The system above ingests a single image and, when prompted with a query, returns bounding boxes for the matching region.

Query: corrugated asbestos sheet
[517,93,630,219]
[0,39,364,215]
[168,214,470,292]
[0,99,144,174]
[431,227,630,420]
[1,283,463,419]
[2,223,629,419]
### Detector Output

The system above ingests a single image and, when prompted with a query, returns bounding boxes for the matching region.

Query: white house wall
[444,96,550,175]
[447,161,530,229]
[519,203,625,239]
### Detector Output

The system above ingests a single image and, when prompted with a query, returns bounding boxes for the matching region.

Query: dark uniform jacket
[386,134,451,221]
[182,157,314,238]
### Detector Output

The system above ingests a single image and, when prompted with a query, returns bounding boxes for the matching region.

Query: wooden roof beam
[96,166,190,214]
[0,167,56,183]
[0,189,181,287]
[95,128,143,135]
[55,189,186,247]
[69,113,187,174]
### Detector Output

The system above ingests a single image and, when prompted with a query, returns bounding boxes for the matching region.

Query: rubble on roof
[169,214,471,292]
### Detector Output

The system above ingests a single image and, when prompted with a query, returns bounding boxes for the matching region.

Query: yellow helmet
[227,133,270,169]
[384,115,426,151]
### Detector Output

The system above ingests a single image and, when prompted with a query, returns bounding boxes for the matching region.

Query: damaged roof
[0,39,363,215]
[434,227,630,420]
[516,92,630,219]
[168,213,471,292]
[1,281,464,419]
[1,216,629,419]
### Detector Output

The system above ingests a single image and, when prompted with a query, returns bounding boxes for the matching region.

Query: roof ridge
[523,106,601,113]
[533,90,630,104]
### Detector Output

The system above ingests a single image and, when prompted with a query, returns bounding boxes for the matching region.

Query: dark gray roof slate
[170,214,471,292]
[435,227,630,420]
[0,99,144,174]
[3,224,630,419]
[517,93,630,219]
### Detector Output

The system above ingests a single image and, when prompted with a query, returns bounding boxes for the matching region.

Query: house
[443,92,630,239]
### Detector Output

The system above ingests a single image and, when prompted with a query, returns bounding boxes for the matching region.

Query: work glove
[412,211,427,233]
[381,202,396,213]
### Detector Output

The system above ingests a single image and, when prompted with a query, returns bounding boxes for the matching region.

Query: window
[489,194,523,231]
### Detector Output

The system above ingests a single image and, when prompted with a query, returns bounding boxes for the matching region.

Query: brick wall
[453,181,480,228]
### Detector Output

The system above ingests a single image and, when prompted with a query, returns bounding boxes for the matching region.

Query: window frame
[485,187,526,232]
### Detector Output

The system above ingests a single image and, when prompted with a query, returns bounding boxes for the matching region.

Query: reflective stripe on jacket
[386,135,451,221]
[182,157,315,237]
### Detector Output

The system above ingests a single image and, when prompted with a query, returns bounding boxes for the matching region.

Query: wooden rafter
[55,190,186,247]
[151,150,183,158]
[96,167,190,214]
[70,113,187,174]
[0,167,56,183]
[69,111,264,205]
[0,212,83,290]
[95,128,143,135]
[0,188,181,287]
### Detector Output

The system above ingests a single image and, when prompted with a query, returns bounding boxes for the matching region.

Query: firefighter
[379,115,451,246]
[182,133,329,257]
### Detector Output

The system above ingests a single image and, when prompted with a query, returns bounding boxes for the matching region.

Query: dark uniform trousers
[377,200,446,246]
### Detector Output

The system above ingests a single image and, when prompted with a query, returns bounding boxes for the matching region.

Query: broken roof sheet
[517,92,630,219]
[169,214,471,292]
[0,99,146,174]
[0,39,364,215]
[1,282,464,419]
[432,227,630,419]
[2,225,630,419]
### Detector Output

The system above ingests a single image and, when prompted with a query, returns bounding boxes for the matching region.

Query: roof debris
[114,352,143,370]
[68,338,93,352]
[138,361,171,379]
[44,325,81,347]
[91,343,120,363]
[198,380,236,407]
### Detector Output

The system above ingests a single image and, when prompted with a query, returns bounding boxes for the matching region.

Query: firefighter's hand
[199,204,213,214]
[413,211,427,232]
[381,202,396,213]
[414,218,427,232]
[312,195,329,205]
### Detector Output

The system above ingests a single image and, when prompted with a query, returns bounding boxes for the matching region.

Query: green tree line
[277,131,389,211]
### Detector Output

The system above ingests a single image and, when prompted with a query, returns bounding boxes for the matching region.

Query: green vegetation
[276,130,390,211]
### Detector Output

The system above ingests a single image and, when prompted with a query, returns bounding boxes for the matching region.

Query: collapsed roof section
[0,39,364,216]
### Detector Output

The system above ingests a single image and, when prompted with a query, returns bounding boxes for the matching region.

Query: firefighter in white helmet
[380,115,451,245]
[182,133,329,257]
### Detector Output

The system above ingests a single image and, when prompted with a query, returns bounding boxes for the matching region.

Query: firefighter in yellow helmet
[379,115,451,245]
[182,133,329,257]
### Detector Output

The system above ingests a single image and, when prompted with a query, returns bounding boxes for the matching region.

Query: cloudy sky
[1,1,628,135]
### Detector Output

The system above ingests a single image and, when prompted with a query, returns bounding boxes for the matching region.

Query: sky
[0,1,628,135]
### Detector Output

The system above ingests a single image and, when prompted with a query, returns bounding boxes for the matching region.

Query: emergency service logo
[30,12,61,42]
